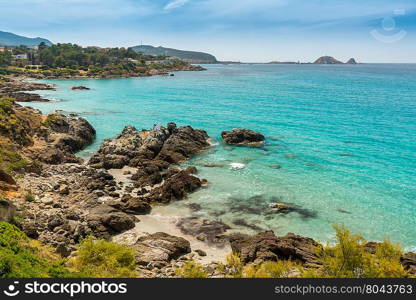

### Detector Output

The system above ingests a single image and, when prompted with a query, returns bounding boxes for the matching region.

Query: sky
[0,0,415,62]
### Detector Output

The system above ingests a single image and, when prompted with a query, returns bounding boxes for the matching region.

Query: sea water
[27,64,416,249]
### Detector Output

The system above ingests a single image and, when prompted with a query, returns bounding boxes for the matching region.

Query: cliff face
[346,58,357,64]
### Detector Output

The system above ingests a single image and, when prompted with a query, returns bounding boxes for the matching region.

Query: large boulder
[107,194,152,215]
[0,199,16,222]
[86,205,136,238]
[229,231,321,267]
[221,128,265,146]
[144,170,202,204]
[45,113,96,153]
[156,125,210,163]
[133,232,191,268]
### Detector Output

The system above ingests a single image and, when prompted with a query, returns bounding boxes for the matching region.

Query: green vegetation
[176,261,208,278]
[67,236,137,278]
[244,261,301,278]
[0,43,193,77]
[0,222,74,278]
[24,190,35,202]
[303,225,408,278]
[0,147,29,172]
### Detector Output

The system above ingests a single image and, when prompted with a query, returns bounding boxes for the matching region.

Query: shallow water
[27,64,416,249]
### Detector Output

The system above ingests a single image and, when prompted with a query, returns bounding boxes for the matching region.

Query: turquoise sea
[28,64,416,249]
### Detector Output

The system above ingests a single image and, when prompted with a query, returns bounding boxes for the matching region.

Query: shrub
[217,253,245,278]
[176,261,208,278]
[24,190,35,202]
[0,222,74,278]
[305,225,408,278]
[68,236,137,278]
[243,261,301,278]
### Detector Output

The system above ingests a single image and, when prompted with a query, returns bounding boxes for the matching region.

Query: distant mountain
[313,56,343,64]
[0,30,53,46]
[132,45,217,63]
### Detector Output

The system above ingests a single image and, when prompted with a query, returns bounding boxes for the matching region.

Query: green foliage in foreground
[177,226,410,278]
[0,222,74,278]
[67,236,137,278]
[304,225,408,278]
[176,261,208,278]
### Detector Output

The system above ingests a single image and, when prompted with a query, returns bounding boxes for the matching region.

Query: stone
[195,249,207,257]
[400,252,416,275]
[134,232,191,267]
[221,129,265,146]
[176,217,230,244]
[229,231,321,267]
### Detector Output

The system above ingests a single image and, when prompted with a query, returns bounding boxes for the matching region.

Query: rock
[35,147,82,164]
[134,232,191,268]
[400,252,416,275]
[269,164,281,169]
[10,92,49,102]
[108,194,151,215]
[0,199,16,222]
[346,58,357,64]
[221,129,265,146]
[270,202,290,212]
[195,249,207,257]
[144,170,202,204]
[228,231,321,267]
[156,126,210,163]
[89,125,145,169]
[58,185,70,195]
[0,169,16,185]
[71,86,90,90]
[176,217,230,244]
[86,204,136,238]
[313,56,343,64]
[22,222,39,239]
[45,113,96,153]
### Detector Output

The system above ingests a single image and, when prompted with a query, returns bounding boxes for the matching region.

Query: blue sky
[0,0,415,62]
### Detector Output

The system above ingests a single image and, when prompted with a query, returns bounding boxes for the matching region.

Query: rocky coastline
[0,77,415,278]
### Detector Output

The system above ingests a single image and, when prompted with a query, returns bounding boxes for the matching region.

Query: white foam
[230,162,246,170]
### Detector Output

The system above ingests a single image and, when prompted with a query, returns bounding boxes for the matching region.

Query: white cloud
[164,0,189,11]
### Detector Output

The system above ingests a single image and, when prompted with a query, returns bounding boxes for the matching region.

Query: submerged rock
[221,128,265,146]
[176,216,230,245]
[71,86,90,90]
[229,231,321,267]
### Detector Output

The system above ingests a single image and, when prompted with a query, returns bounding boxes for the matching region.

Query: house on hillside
[13,54,28,60]
[0,46,5,52]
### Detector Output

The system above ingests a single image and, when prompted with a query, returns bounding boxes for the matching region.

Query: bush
[217,253,245,278]
[0,148,29,172]
[176,261,208,278]
[304,225,408,278]
[243,261,301,278]
[24,190,35,202]
[0,222,74,278]
[68,236,137,278]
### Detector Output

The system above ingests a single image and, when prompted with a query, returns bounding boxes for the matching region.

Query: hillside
[132,45,217,63]
[0,30,52,46]
[313,56,343,64]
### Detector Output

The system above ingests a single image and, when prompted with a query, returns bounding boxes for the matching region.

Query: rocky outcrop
[107,194,152,215]
[221,128,265,146]
[134,232,191,268]
[71,86,90,90]
[0,169,16,185]
[229,231,321,267]
[44,113,96,153]
[90,123,209,169]
[10,92,50,102]
[313,56,343,64]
